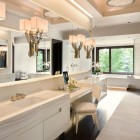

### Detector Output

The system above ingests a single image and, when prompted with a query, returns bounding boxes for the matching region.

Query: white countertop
[0,90,66,123]
[78,77,106,84]
[56,86,92,103]
[0,86,92,122]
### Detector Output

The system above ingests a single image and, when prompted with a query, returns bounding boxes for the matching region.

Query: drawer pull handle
[47,108,62,120]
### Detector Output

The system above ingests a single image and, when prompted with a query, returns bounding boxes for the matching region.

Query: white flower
[68,78,77,86]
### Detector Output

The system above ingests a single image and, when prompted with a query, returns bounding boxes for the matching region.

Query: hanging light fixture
[107,0,135,7]
[0,2,5,20]
[19,16,48,57]
[83,30,95,59]
[69,34,86,58]
[84,38,95,59]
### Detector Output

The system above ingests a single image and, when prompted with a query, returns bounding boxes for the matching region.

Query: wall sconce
[69,34,86,58]
[20,16,48,57]
[0,46,8,56]
[0,2,5,20]
[84,38,95,59]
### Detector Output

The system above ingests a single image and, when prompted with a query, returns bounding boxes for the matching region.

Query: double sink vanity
[0,90,70,140]
[0,71,103,140]
[0,88,94,140]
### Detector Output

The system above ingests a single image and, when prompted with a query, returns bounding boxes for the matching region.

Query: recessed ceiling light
[44,11,60,18]
[107,0,135,7]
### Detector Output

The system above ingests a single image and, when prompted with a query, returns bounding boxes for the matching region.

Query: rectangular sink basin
[10,97,45,108]
[0,105,21,118]
[0,91,63,119]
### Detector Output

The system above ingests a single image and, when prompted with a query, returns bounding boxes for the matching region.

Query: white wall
[134,38,140,75]
[80,47,92,71]
[14,43,36,73]
[62,40,92,73]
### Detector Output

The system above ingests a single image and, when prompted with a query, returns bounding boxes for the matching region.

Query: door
[52,39,62,75]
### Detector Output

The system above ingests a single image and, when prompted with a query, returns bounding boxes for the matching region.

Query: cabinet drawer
[17,123,43,140]
[44,107,70,140]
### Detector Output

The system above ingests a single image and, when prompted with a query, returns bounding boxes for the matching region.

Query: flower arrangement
[37,62,50,72]
[67,78,79,92]
[92,62,101,75]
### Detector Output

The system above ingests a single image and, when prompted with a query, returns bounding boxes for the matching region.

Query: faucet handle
[16,93,26,99]
[10,95,17,101]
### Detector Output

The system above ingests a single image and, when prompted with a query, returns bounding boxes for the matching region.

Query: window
[96,46,134,74]
[36,49,46,72]
[99,48,109,72]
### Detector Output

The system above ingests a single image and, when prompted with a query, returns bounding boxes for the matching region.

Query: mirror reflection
[0,0,93,83]
[0,39,8,69]
[14,38,52,80]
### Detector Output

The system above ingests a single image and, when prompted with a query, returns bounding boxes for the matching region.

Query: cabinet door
[1,134,16,140]
[17,123,43,140]
[44,107,70,140]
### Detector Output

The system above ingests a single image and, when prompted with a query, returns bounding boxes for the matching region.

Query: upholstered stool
[73,84,101,134]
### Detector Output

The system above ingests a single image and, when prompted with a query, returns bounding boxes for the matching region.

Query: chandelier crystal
[107,0,135,7]
[20,16,48,57]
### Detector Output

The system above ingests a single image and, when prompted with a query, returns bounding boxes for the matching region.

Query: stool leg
[92,113,99,130]
[76,114,79,134]
[72,109,75,125]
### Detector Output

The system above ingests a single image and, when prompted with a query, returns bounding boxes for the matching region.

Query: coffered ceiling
[0,0,140,41]
[88,0,140,16]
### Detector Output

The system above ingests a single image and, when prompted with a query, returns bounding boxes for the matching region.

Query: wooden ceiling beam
[30,0,92,31]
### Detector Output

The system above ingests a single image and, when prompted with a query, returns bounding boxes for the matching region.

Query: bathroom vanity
[0,90,70,140]
[0,70,92,140]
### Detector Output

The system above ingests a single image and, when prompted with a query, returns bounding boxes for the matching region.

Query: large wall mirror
[0,39,8,69]
[14,38,51,80]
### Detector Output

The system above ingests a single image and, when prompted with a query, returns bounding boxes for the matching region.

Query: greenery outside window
[96,46,134,74]
[36,49,46,72]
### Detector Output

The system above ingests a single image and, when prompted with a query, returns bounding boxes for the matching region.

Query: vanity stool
[73,84,102,134]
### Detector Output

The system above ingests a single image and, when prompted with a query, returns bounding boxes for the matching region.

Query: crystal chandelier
[107,0,135,7]
[69,34,86,58]
[84,38,95,59]
[20,16,48,57]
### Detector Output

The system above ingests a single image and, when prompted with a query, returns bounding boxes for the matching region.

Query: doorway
[52,39,62,75]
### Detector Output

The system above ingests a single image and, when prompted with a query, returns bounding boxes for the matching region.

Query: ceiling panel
[87,0,140,16]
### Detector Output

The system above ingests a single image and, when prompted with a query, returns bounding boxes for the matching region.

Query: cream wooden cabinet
[0,94,70,140]
[18,123,43,140]
[2,123,43,140]
[44,107,69,140]
[1,134,16,140]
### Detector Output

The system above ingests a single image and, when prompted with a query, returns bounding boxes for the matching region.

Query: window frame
[96,46,134,75]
